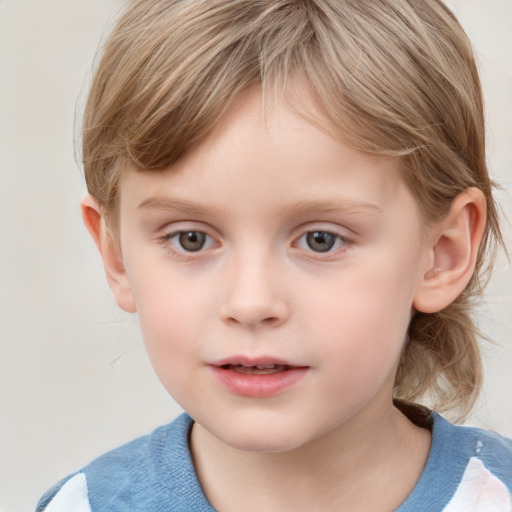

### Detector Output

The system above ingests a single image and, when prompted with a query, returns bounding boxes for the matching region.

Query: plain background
[0,1,511,510]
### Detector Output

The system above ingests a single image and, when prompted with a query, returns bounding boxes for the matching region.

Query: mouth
[210,357,309,397]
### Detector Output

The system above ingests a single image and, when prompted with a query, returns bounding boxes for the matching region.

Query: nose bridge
[220,243,289,328]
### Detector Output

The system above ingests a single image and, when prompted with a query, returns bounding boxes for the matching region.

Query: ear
[81,194,137,313]
[413,188,487,314]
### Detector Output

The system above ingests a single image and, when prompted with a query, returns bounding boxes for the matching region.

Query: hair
[82,0,503,420]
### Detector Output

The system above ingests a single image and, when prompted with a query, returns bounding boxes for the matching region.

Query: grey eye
[305,231,337,252]
[178,231,207,252]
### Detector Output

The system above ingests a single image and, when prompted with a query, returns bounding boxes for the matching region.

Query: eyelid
[294,230,348,249]
[292,222,353,242]
[158,220,220,240]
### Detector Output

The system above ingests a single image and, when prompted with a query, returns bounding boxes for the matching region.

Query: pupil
[179,231,206,251]
[307,231,336,252]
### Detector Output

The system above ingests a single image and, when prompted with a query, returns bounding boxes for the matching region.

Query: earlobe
[413,188,486,314]
[81,194,137,313]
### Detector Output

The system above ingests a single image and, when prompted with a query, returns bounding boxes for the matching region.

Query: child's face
[115,88,431,452]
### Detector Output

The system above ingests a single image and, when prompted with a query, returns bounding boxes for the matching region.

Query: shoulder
[396,411,512,512]
[36,413,214,512]
[434,414,512,487]
[432,413,512,511]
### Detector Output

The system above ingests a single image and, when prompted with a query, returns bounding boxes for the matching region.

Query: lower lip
[210,366,308,398]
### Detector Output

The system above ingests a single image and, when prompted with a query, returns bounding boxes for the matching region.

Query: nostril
[219,284,289,328]
[225,315,278,326]
[222,311,287,329]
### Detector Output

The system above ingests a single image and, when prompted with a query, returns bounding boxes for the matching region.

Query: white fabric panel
[44,473,91,512]
[444,458,511,512]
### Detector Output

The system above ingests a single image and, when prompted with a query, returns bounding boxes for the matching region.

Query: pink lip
[209,356,309,398]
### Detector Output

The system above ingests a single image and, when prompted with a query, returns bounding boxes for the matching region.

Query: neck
[190,401,431,512]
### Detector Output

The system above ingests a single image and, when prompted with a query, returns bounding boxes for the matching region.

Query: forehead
[119,88,415,222]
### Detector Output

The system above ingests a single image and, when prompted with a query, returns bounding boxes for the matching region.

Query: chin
[222,432,304,453]
[209,414,316,454]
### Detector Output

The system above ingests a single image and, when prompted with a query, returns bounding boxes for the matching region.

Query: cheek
[304,255,418,380]
[129,270,213,384]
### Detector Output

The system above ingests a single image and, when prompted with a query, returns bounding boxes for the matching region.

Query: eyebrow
[284,199,383,217]
[137,197,382,217]
[137,197,222,216]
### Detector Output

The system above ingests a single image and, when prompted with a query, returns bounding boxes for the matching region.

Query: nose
[219,252,290,329]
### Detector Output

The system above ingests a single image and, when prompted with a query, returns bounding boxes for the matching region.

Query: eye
[296,230,347,253]
[166,230,213,253]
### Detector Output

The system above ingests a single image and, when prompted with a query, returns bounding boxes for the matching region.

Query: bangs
[84,0,484,202]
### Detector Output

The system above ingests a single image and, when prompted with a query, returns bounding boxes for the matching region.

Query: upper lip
[210,355,307,368]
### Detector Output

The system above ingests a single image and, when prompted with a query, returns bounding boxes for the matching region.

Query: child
[37,0,512,510]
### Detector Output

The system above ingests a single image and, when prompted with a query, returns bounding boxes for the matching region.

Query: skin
[84,87,486,511]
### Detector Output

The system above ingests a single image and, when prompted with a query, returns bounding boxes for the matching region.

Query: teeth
[225,363,290,375]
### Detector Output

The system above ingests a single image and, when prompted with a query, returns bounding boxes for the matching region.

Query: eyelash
[159,228,353,260]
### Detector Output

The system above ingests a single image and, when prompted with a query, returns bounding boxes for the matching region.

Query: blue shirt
[36,412,512,511]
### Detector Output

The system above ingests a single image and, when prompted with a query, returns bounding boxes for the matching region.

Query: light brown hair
[82,0,503,420]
